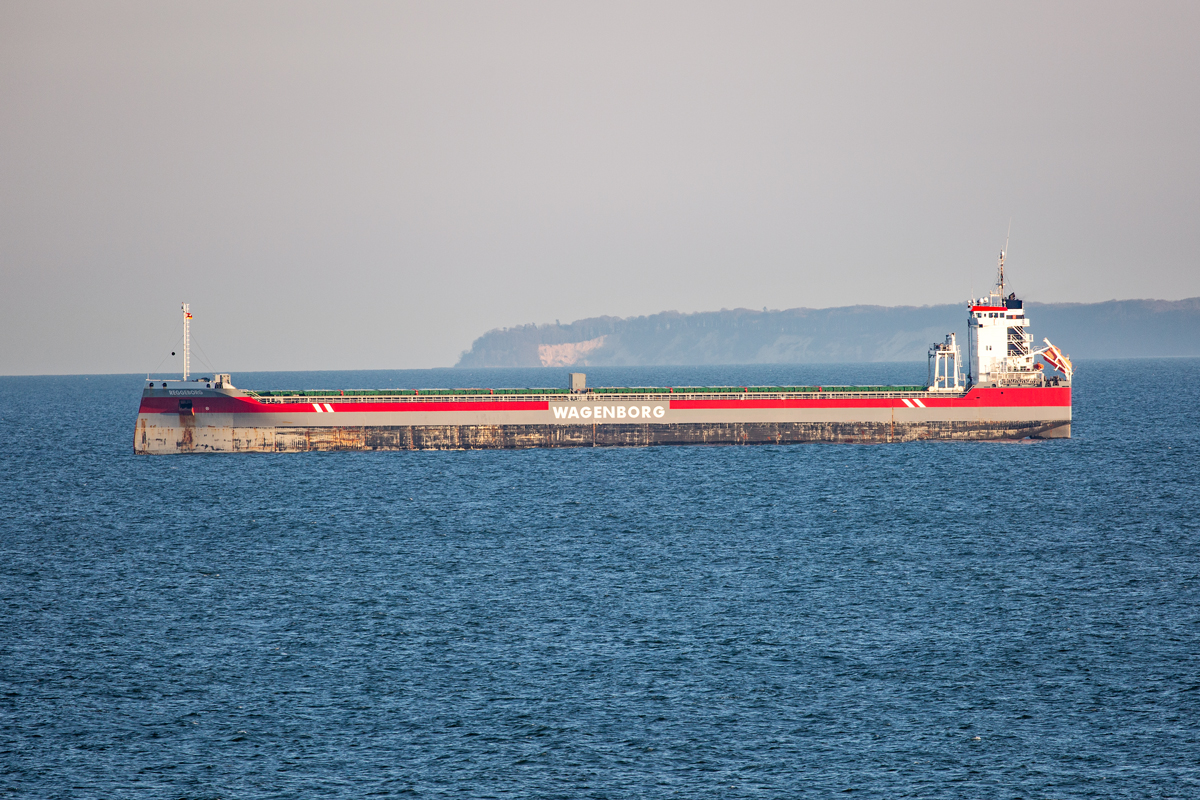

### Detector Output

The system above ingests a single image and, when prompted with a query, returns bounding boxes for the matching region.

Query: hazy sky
[2,1,1197,374]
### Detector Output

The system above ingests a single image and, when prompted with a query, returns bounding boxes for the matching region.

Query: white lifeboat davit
[1040,338,1073,380]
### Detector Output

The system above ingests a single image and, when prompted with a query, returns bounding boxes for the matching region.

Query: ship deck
[243,385,942,404]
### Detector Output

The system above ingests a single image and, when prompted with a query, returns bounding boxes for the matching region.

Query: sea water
[1,359,1197,798]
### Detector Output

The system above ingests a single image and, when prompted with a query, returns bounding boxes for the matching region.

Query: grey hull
[134,419,1071,454]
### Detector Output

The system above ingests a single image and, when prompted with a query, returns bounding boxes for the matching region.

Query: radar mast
[994,228,1010,300]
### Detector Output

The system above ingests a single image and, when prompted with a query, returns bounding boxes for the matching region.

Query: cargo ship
[134,255,1072,454]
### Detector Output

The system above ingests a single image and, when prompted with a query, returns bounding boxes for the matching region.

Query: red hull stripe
[670,387,1070,410]
[970,305,1008,311]
[138,398,551,414]
[138,387,1068,415]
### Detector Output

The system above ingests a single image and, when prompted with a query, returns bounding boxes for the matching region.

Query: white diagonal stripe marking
[324,404,334,413]
[901,398,914,408]
[312,403,323,412]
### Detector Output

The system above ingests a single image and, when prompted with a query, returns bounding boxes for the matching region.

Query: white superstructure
[964,249,1073,387]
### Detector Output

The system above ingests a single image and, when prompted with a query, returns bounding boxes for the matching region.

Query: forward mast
[181,303,191,382]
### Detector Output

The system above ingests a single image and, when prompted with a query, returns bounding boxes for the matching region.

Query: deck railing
[243,385,955,404]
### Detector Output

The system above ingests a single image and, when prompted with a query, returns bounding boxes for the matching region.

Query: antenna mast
[996,223,1011,298]
[182,303,191,381]
[996,249,1006,298]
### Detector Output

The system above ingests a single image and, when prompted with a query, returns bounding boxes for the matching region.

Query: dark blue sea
[2,359,1198,799]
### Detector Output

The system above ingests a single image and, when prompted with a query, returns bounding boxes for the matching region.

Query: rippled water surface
[2,360,1198,798]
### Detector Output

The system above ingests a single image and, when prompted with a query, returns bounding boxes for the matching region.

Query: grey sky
[2,1,1197,375]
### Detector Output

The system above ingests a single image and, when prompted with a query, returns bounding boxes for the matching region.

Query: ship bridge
[961,248,1072,388]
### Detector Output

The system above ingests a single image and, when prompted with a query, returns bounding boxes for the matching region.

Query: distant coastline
[456,298,1200,367]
